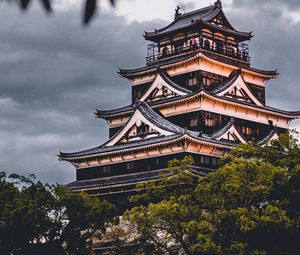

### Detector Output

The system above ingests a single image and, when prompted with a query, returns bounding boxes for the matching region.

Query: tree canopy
[126,132,300,255]
[0,173,116,255]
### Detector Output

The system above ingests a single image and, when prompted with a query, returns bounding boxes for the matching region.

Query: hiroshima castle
[59,0,300,197]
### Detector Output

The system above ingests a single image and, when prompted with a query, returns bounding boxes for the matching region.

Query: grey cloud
[232,0,300,11]
[0,1,299,184]
[0,3,153,183]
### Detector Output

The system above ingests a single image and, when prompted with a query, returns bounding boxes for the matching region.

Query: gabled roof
[144,1,252,42]
[140,68,192,102]
[59,102,238,161]
[257,128,279,146]
[97,68,191,119]
[66,166,212,192]
[97,70,298,121]
[207,121,247,143]
[96,88,300,121]
[212,70,264,106]
[103,101,184,147]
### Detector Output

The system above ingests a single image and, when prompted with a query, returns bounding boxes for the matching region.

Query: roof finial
[215,0,222,7]
[174,6,181,20]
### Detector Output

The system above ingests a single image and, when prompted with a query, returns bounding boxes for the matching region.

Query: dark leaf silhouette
[40,0,52,12]
[110,0,115,7]
[20,0,30,9]
[84,0,98,25]
[15,0,117,24]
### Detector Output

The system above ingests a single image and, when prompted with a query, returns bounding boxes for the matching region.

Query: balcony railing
[146,40,250,66]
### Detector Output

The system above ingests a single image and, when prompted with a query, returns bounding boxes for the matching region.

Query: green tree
[0,172,116,255]
[126,132,300,255]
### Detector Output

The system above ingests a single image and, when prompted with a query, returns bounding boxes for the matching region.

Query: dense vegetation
[126,132,300,255]
[1,132,299,254]
[0,173,116,254]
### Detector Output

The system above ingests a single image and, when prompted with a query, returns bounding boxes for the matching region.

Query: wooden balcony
[146,41,250,67]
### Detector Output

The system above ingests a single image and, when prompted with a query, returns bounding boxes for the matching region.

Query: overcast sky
[0,0,299,184]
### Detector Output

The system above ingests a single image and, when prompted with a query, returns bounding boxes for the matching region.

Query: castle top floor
[144,1,252,66]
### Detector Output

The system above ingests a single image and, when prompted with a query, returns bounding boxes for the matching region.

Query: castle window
[242,126,252,135]
[103,165,110,174]
[188,77,197,86]
[190,118,198,127]
[212,158,217,166]
[200,156,210,165]
[202,77,211,86]
[126,162,134,170]
[155,158,160,165]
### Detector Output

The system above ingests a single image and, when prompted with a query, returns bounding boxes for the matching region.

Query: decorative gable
[104,105,177,147]
[258,130,279,147]
[140,71,190,102]
[210,122,247,144]
[216,125,247,143]
[216,73,264,106]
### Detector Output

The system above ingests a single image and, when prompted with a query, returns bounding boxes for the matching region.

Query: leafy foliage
[9,0,116,24]
[126,132,300,255]
[0,173,116,255]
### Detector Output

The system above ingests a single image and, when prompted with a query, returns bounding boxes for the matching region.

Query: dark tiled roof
[158,68,192,94]
[211,70,240,94]
[65,166,213,191]
[201,51,278,77]
[119,51,277,78]
[208,121,234,139]
[137,101,185,134]
[257,128,278,146]
[144,1,251,41]
[59,134,183,159]
[96,95,185,118]
[214,94,300,117]
[97,69,192,118]
[96,87,300,120]
[60,101,239,159]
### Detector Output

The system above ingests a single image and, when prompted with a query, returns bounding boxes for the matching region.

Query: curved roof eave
[119,52,278,79]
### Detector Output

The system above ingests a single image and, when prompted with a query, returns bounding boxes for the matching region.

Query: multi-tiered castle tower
[59,1,300,198]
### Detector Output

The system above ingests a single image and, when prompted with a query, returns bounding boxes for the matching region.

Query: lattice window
[190,118,198,127]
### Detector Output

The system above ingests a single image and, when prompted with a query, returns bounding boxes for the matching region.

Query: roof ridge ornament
[215,0,222,8]
[174,6,181,20]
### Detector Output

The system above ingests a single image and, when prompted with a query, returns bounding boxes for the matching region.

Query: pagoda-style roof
[97,72,299,121]
[97,68,192,118]
[207,120,247,144]
[144,1,252,42]
[211,69,264,106]
[60,102,241,161]
[257,128,279,146]
[118,51,278,79]
[65,166,212,194]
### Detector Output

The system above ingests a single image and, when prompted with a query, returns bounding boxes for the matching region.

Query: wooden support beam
[210,147,217,155]
[198,144,204,152]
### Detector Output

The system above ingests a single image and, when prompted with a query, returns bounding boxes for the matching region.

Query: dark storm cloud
[232,0,300,11]
[227,1,300,110]
[0,3,158,183]
[0,1,299,184]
